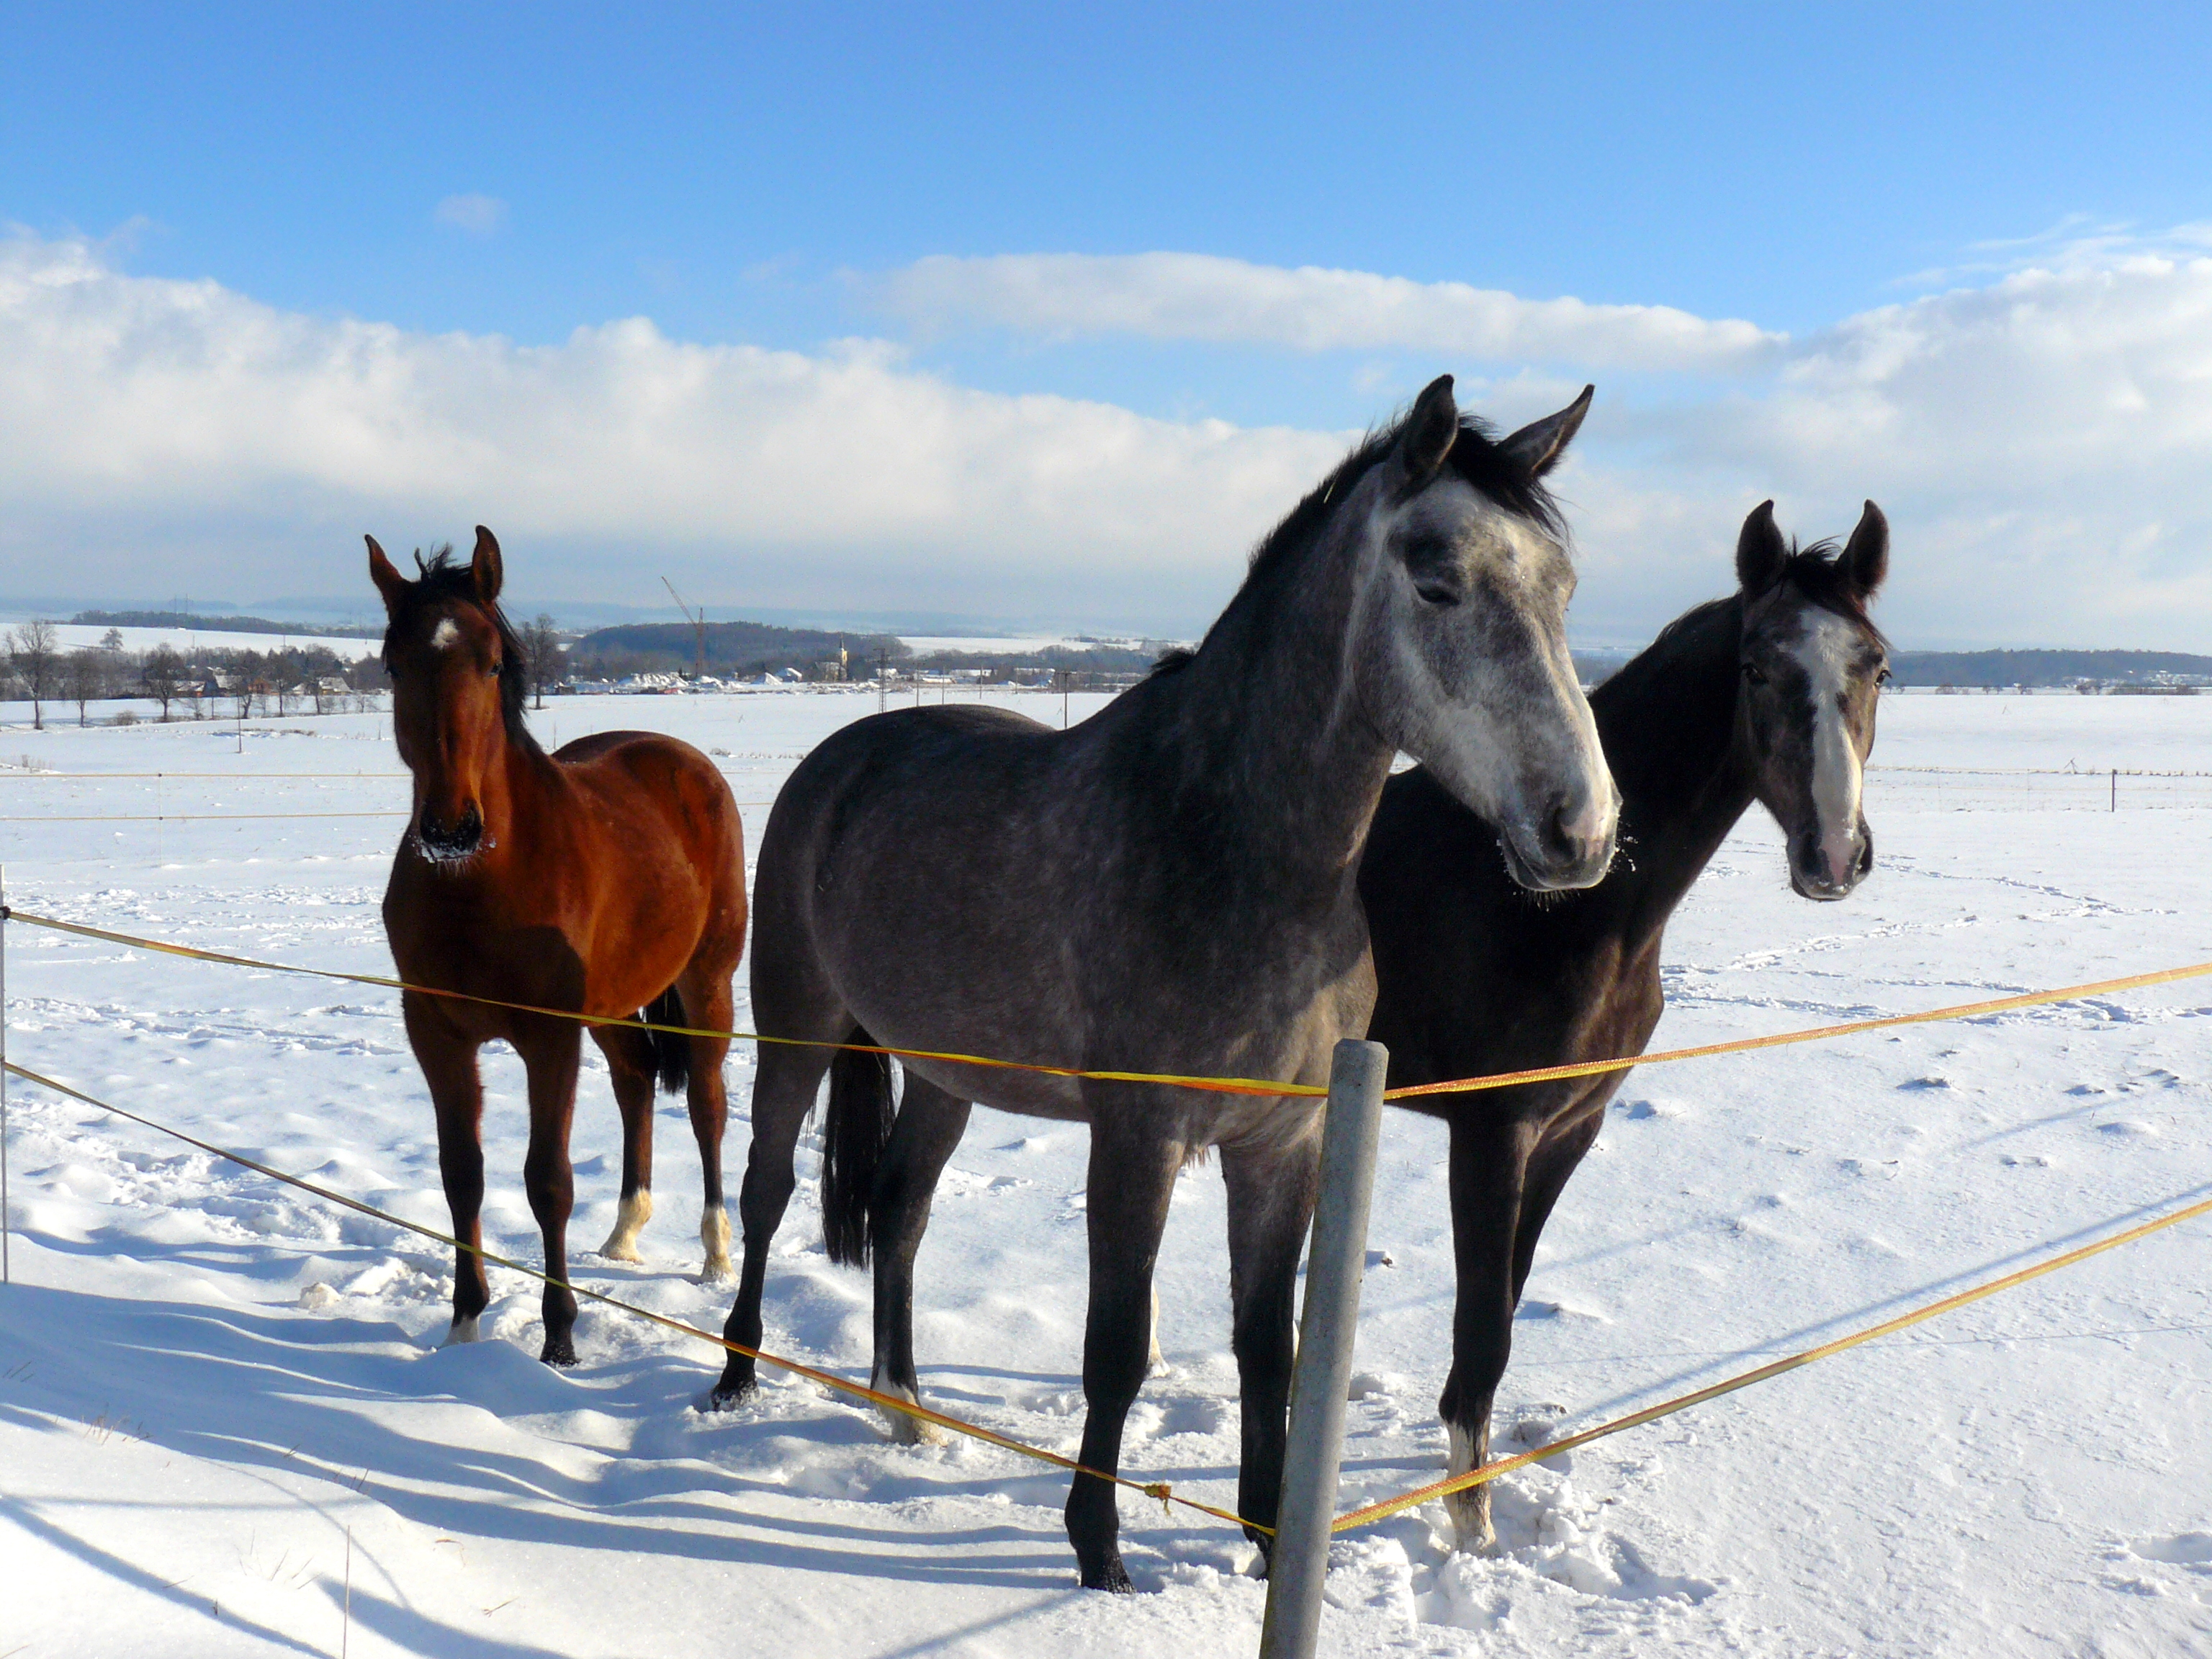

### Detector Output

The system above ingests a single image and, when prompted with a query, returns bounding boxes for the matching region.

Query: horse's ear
[1843,500,1889,597]
[367,536,408,611]
[1736,500,1786,593]
[1394,374,1459,487]
[470,526,504,604]
[1499,384,1593,479]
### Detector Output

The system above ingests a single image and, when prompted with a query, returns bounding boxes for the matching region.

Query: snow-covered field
[1,687,2209,1658]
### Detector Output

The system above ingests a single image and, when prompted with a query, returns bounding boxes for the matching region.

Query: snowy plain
[1,684,2208,1658]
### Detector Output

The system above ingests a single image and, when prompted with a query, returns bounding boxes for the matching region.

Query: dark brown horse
[372,528,747,1365]
[1362,499,1890,1550]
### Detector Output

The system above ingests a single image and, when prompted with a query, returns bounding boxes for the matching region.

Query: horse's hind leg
[1223,1129,1323,1564]
[405,995,489,1345]
[676,961,737,1282]
[868,1078,971,1444]
[516,1020,586,1366]
[1437,1115,1537,1552]
[1510,1112,1601,1306]
[712,1032,838,1407]
[1064,1108,1185,1593]
[590,1022,658,1262]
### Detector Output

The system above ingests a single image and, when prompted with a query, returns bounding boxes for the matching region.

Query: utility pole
[661,577,708,679]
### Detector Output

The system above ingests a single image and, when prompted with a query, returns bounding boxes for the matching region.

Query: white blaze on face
[1789,608,1866,885]
[431,618,461,649]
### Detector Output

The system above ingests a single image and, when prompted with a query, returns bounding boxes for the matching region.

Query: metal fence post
[1259,1038,1388,1659]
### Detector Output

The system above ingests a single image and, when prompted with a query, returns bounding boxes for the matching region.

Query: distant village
[4,608,2209,728]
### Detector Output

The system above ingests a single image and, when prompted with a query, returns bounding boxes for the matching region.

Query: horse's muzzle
[415,804,485,863]
[1498,795,1617,893]
[1792,822,1873,900]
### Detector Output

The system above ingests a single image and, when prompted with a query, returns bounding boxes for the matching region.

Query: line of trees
[3,622,390,727]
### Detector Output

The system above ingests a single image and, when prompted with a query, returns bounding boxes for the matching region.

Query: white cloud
[876,252,1782,372]
[433,194,509,235]
[8,231,2212,647]
[0,233,1341,621]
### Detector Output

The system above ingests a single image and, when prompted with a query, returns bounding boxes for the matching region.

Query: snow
[2,687,2210,1656]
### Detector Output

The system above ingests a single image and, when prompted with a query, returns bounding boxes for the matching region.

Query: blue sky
[6,4,2212,644]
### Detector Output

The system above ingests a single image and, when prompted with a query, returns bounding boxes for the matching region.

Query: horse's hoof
[699,1210,733,1280]
[1079,1556,1137,1594]
[440,1316,482,1347]
[881,1406,946,1447]
[704,1380,756,1414]
[540,1339,580,1368]
[1447,1511,1498,1556]
[599,1193,652,1263]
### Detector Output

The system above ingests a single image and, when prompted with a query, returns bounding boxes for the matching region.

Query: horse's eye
[489,660,503,678]
[1876,666,1894,686]
[1741,662,1768,685]
[1415,585,1462,608]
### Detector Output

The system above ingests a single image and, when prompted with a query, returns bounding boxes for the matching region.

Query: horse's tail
[821,1029,895,1269]
[640,986,691,1096]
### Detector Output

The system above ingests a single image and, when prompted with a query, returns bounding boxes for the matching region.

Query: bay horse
[371,528,747,1366]
[716,377,1619,1591]
[1361,498,1890,1550]
[828,497,1890,1562]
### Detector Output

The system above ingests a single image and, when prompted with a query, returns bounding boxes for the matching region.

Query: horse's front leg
[712,1038,835,1406]
[1065,1112,1184,1592]
[404,994,489,1346]
[1437,1112,1536,1552]
[868,1079,971,1443]
[516,1021,585,1366]
[1222,1129,1323,1567]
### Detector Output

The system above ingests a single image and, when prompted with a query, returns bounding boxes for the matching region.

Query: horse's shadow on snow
[0,1280,1112,1592]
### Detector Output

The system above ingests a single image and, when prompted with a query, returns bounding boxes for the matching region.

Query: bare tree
[66,647,105,725]
[523,613,562,709]
[9,619,59,729]
[143,644,186,721]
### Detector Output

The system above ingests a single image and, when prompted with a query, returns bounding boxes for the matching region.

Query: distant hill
[1887,649,2212,688]
[572,619,909,676]
[72,608,382,640]
[1568,644,2212,690]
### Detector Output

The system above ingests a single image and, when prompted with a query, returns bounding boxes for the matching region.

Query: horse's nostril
[1544,803,1578,863]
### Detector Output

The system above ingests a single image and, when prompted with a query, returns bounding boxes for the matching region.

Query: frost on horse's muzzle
[414,803,485,863]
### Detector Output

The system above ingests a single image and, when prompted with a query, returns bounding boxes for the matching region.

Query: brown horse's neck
[485,733,565,860]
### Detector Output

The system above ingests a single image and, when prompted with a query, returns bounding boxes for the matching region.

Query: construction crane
[661,577,708,679]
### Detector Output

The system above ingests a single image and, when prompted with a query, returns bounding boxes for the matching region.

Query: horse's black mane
[1755,539,1889,647]
[1612,536,1889,699]
[1149,404,1567,685]
[382,544,536,747]
[1249,407,1564,585]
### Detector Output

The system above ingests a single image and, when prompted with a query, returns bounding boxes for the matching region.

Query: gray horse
[711,375,1618,1590]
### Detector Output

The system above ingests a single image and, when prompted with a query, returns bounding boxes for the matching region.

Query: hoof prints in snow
[9,692,2212,1655]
